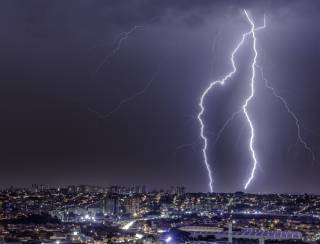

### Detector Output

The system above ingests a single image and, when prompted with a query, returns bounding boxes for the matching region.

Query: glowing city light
[121,220,136,230]
[165,236,172,243]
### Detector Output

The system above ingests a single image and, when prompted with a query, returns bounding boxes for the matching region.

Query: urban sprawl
[1,185,320,243]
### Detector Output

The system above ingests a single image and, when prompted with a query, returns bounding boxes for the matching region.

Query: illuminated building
[125,196,140,216]
[101,195,120,216]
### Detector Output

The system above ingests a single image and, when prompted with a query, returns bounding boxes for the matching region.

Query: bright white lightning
[243,10,264,190]
[198,10,265,192]
[198,22,249,193]
[257,65,315,161]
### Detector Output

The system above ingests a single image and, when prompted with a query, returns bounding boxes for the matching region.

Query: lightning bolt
[198,10,265,192]
[95,25,144,73]
[257,65,316,161]
[242,10,263,190]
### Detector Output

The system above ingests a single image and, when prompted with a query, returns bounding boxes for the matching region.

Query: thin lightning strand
[89,70,159,119]
[94,17,159,73]
[91,21,160,119]
[175,142,196,151]
[174,140,199,156]
[213,109,242,147]
[89,29,136,51]
[198,10,265,193]
[257,65,315,161]
[95,25,144,73]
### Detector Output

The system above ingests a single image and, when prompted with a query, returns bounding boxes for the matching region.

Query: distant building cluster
[0,185,320,243]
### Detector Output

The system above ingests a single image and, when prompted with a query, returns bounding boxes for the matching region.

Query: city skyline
[0,185,318,243]
[1,1,320,193]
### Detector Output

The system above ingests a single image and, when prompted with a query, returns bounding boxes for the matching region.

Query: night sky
[1,0,320,193]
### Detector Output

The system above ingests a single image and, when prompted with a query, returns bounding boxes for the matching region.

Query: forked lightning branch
[198,10,314,193]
